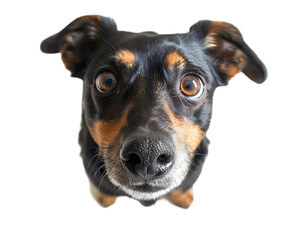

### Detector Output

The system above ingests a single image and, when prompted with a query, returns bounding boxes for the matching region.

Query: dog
[41,15,267,208]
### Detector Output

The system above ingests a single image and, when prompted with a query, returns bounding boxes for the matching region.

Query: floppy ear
[40,15,117,78]
[189,21,267,84]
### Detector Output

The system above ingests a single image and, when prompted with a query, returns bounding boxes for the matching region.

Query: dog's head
[41,15,267,202]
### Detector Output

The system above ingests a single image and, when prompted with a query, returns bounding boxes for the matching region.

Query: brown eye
[95,71,117,93]
[180,74,204,98]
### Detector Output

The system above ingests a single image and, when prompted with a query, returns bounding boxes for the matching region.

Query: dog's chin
[109,177,176,201]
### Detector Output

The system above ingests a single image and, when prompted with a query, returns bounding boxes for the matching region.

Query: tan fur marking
[219,49,245,80]
[208,21,239,38]
[204,22,245,81]
[167,188,194,209]
[59,15,102,72]
[164,102,205,152]
[60,35,79,71]
[115,50,135,68]
[90,182,116,207]
[204,33,218,49]
[88,105,131,149]
[165,51,186,70]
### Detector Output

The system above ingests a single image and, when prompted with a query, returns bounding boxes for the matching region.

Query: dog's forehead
[112,32,186,69]
[87,31,212,85]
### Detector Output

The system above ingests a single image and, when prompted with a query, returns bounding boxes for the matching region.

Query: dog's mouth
[109,176,178,201]
[129,182,167,192]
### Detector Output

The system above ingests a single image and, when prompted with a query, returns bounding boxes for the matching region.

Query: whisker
[92,164,106,182]
[167,123,184,133]
[97,172,109,190]
[88,159,103,176]
[187,146,205,157]
[87,152,101,170]
[192,151,205,156]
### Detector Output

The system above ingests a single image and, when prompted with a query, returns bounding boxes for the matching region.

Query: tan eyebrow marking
[165,51,186,70]
[115,50,135,68]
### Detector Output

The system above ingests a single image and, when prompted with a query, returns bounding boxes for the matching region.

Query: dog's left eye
[180,74,204,99]
[95,71,117,93]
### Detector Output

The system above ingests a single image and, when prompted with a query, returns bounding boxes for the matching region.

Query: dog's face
[41,16,267,203]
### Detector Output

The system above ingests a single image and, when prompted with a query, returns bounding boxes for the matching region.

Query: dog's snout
[120,134,174,180]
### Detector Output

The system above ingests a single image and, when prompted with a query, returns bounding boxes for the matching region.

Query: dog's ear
[41,15,117,78]
[189,21,267,84]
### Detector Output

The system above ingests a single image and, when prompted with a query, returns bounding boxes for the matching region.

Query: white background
[1,0,299,239]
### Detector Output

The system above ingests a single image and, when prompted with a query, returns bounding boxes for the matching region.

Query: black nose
[120,134,175,180]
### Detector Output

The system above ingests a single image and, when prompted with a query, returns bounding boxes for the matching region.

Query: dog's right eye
[180,74,204,99]
[95,71,117,93]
